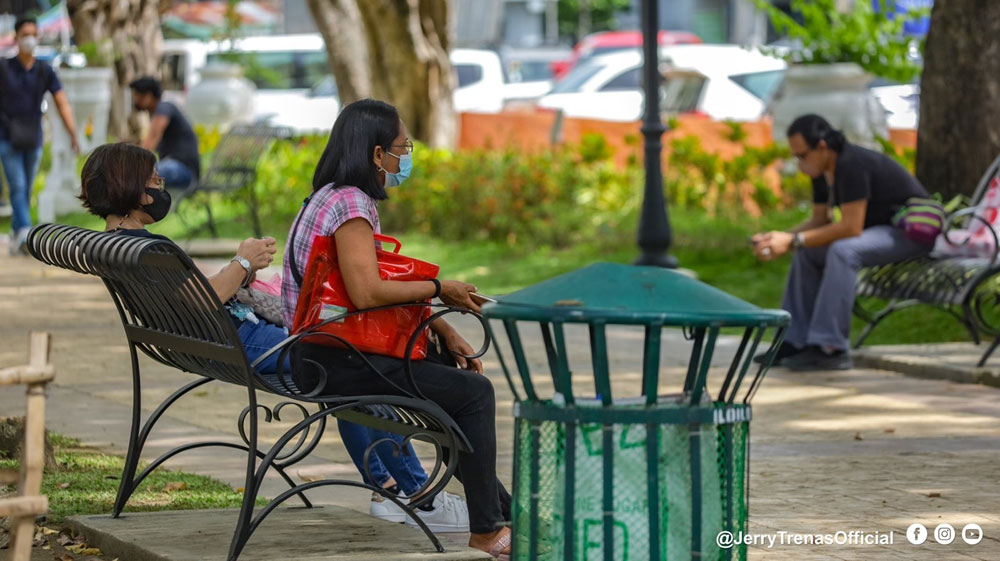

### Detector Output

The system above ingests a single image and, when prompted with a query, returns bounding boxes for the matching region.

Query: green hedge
[228,131,809,249]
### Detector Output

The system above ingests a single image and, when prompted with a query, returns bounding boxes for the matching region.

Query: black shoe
[753,341,802,365]
[783,347,853,371]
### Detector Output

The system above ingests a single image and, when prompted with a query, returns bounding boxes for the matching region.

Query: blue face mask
[382,152,412,188]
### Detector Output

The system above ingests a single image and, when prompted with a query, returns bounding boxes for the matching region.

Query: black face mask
[143,188,171,222]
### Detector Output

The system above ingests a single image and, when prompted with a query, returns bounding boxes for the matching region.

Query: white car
[290,49,511,117]
[537,50,646,121]
[498,46,571,104]
[451,48,506,114]
[869,79,920,130]
[537,45,787,122]
[162,34,339,133]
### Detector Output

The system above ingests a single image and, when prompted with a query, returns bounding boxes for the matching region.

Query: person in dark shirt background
[128,76,201,189]
[1,16,80,254]
[751,114,931,371]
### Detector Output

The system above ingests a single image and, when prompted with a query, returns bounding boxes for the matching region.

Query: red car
[551,30,702,79]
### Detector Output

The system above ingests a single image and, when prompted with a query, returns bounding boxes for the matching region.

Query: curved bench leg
[112,351,310,517]
[853,299,920,349]
[227,399,462,561]
[978,339,1000,367]
[113,346,146,518]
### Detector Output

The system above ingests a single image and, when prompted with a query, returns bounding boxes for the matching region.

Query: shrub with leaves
[190,130,810,248]
[754,0,926,83]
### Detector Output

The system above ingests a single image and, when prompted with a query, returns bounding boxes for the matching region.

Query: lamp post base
[634,251,679,269]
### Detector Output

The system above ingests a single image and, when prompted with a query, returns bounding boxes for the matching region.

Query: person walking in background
[751,114,931,371]
[0,16,80,255]
[129,76,201,190]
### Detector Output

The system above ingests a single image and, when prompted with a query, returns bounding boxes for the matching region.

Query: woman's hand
[443,331,484,374]
[440,280,481,313]
[237,237,277,271]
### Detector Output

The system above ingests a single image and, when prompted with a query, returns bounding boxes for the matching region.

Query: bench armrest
[941,207,1000,261]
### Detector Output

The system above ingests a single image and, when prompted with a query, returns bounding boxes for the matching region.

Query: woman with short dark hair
[79,142,455,532]
[282,99,511,559]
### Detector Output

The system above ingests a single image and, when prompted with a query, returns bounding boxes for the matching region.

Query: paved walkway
[2,251,999,560]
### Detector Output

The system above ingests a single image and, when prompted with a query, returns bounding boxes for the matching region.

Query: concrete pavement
[2,250,1000,560]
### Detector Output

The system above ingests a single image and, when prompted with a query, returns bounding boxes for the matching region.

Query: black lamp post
[634,0,678,268]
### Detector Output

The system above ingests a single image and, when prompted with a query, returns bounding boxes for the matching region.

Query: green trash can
[482,263,789,561]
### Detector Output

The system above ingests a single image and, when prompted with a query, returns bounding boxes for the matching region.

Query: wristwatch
[792,232,806,250]
[231,256,253,287]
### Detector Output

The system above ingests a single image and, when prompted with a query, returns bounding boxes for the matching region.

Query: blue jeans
[157,158,195,189]
[0,139,43,233]
[237,317,428,495]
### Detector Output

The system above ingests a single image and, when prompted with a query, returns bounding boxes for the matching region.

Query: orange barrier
[888,128,917,151]
[459,111,918,157]
[458,111,556,153]
[459,112,775,167]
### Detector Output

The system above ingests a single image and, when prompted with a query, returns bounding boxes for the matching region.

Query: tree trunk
[311,0,456,147]
[306,0,372,104]
[916,0,1000,199]
[67,0,168,141]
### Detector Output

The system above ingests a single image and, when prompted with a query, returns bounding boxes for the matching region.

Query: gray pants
[781,225,930,351]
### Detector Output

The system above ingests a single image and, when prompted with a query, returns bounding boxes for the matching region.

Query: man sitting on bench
[129,76,201,190]
[751,114,932,371]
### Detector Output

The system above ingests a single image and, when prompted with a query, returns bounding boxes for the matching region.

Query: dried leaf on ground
[884,428,896,434]
[57,482,71,489]
[41,527,59,535]
[164,481,188,492]
[55,554,73,561]
[65,543,93,554]
[854,432,864,441]
[928,492,942,498]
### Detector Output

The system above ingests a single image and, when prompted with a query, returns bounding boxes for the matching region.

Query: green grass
[0,435,260,522]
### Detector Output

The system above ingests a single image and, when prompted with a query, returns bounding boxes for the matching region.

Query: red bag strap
[374,233,402,253]
[289,194,404,288]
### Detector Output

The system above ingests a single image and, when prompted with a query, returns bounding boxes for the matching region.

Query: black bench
[172,124,292,239]
[853,155,1000,366]
[26,223,486,561]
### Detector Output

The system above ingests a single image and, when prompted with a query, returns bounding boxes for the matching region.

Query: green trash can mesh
[513,413,749,561]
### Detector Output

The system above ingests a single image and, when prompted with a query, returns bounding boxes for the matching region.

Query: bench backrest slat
[27,224,259,389]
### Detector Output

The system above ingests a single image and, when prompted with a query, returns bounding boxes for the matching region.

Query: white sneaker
[9,228,29,257]
[369,491,407,523]
[404,491,470,534]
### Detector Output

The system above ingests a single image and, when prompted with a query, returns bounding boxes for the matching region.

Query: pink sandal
[487,530,511,560]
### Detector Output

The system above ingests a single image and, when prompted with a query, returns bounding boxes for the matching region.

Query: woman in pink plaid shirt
[282,100,512,559]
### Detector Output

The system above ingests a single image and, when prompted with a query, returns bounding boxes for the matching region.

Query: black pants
[292,339,512,533]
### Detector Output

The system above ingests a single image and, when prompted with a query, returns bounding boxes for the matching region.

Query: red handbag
[290,232,440,360]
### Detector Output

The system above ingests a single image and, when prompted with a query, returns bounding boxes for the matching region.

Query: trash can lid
[482,263,790,327]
